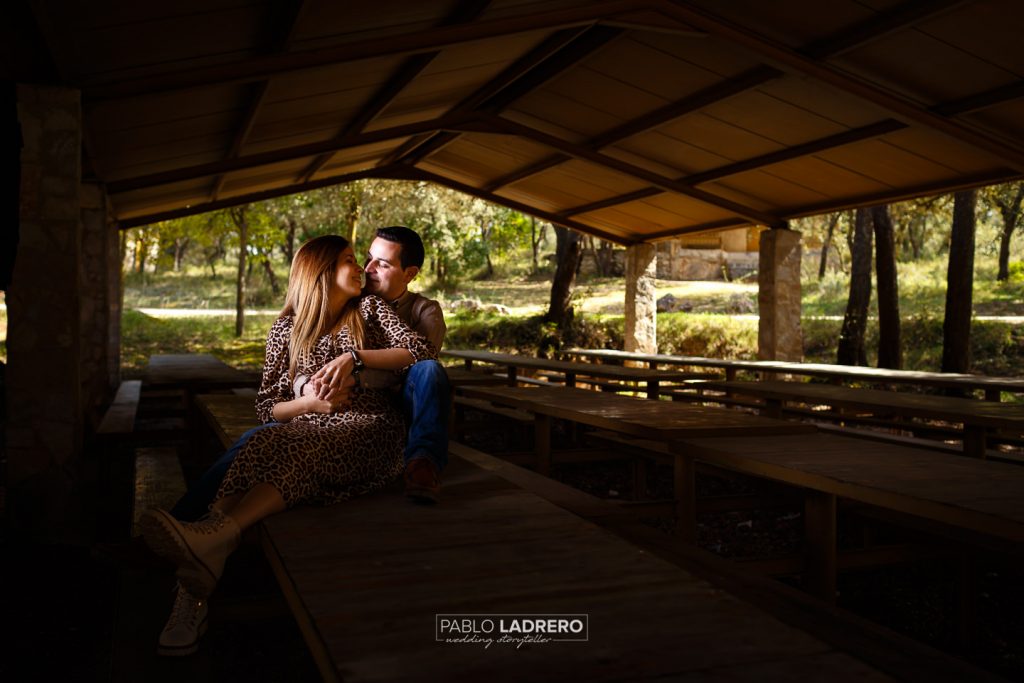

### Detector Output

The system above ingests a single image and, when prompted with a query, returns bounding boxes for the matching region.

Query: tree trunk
[836,208,873,366]
[544,225,583,328]
[283,217,296,265]
[231,207,249,338]
[996,184,1024,281]
[818,213,839,280]
[345,194,360,244]
[530,217,539,273]
[173,237,189,271]
[872,205,901,369]
[942,190,977,374]
[261,248,281,296]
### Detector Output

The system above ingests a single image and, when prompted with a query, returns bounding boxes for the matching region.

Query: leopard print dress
[216,295,435,507]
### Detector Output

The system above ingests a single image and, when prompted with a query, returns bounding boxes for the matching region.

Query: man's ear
[404,265,420,282]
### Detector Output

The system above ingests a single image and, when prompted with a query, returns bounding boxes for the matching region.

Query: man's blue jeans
[170,423,278,522]
[169,360,451,521]
[401,360,451,471]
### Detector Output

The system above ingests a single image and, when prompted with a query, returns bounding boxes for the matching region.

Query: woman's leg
[223,483,286,532]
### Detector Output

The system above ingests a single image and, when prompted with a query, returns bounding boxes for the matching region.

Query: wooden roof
[17,0,1024,244]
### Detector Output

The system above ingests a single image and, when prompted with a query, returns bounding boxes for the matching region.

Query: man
[143,226,451,657]
[309,225,449,502]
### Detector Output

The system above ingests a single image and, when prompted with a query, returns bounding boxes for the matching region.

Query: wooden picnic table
[702,380,1024,458]
[193,393,981,682]
[562,348,1024,401]
[443,349,713,398]
[144,353,256,391]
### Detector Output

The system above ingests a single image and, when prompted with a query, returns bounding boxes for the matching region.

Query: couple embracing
[140,226,451,655]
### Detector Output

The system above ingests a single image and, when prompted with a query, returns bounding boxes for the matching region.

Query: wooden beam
[484,65,782,192]
[932,79,1024,117]
[684,119,908,185]
[799,0,972,59]
[83,1,645,101]
[389,25,622,168]
[392,165,637,245]
[106,114,480,194]
[787,169,1023,220]
[657,0,1024,171]
[642,218,750,241]
[116,166,403,228]
[485,114,782,225]
[297,0,494,183]
[562,187,662,217]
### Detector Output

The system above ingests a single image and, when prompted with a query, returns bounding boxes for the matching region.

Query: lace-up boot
[140,507,240,598]
[157,583,208,656]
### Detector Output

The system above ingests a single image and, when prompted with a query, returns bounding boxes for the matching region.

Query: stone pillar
[79,182,121,427]
[624,243,657,354]
[7,84,86,539]
[757,227,803,361]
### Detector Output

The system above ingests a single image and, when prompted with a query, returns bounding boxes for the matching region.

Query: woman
[140,235,435,602]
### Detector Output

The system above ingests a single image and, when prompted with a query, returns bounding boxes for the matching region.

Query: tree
[818,212,840,279]
[836,208,873,366]
[229,206,250,337]
[942,190,977,374]
[984,182,1024,280]
[544,225,583,328]
[872,205,901,369]
[530,216,547,274]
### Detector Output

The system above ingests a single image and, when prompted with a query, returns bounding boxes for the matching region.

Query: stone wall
[8,85,84,538]
[655,243,759,281]
[79,182,120,429]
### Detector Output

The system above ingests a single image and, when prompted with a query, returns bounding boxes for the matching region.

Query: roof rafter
[485,114,781,225]
[390,165,637,245]
[296,0,494,184]
[657,0,1024,171]
[83,0,649,102]
[384,24,623,169]
[117,166,403,229]
[210,0,310,200]
[482,65,781,192]
[560,119,908,217]
[786,169,1023,219]
[106,114,483,194]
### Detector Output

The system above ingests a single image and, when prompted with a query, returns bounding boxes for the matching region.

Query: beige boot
[140,508,240,598]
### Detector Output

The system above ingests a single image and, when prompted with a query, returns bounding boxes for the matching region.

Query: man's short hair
[375,226,425,269]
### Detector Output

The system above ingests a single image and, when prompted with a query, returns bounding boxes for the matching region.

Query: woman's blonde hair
[282,235,365,378]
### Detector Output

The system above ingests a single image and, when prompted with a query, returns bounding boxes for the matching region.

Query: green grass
[120,309,276,375]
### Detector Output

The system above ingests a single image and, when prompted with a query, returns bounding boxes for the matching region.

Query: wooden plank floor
[261,455,899,682]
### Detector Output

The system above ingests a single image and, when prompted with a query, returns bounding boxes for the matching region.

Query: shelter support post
[757,227,803,361]
[7,85,85,539]
[624,243,656,355]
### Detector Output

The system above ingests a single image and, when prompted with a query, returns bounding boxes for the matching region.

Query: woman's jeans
[169,360,451,522]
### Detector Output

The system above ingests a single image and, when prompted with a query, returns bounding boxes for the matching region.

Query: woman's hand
[302,376,354,412]
[310,353,354,399]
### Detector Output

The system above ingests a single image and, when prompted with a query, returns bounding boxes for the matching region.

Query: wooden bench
[703,379,1024,458]
[192,394,995,683]
[563,348,1024,401]
[459,385,1024,606]
[93,380,143,538]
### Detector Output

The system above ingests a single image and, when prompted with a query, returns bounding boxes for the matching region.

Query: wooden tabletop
[144,353,255,389]
[260,454,904,683]
[459,385,814,441]
[677,431,1024,546]
[704,380,1024,430]
[563,348,1024,398]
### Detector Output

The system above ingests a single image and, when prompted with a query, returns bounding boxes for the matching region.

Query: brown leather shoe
[404,457,441,504]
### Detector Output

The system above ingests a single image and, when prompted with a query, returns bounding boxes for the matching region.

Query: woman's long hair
[281,235,365,379]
